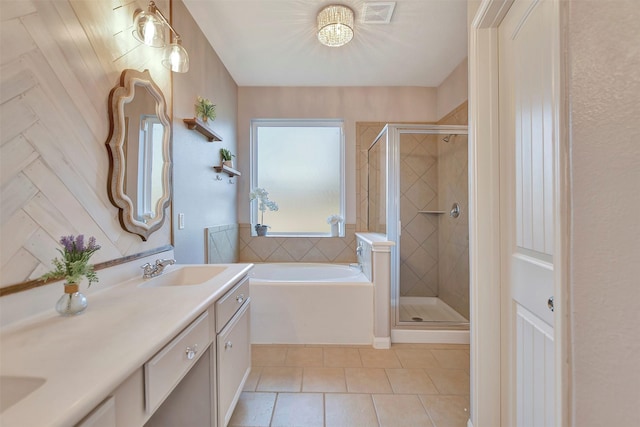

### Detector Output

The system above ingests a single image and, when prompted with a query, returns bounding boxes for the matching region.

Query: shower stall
[368,124,469,339]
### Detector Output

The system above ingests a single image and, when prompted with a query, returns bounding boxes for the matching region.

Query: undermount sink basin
[0,376,46,413]
[138,265,227,288]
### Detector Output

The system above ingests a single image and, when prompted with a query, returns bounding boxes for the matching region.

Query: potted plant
[249,188,278,236]
[220,148,235,168]
[195,96,216,122]
[41,234,101,316]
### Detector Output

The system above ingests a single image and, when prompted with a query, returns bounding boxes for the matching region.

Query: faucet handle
[141,262,151,270]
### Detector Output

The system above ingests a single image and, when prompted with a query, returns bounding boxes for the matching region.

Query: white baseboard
[373,337,391,349]
[391,329,470,344]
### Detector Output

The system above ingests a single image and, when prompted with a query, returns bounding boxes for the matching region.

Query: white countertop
[0,263,253,427]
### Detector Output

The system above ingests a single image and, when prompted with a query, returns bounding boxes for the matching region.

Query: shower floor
[399,296,468,323]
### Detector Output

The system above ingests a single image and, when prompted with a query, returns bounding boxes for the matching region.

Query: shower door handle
[450,203,461,219]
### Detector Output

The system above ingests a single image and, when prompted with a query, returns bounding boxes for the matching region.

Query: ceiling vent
[361,2,396,24]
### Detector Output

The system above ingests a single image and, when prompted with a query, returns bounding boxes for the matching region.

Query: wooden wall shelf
[183,118,222,142]
[213,165,241,177]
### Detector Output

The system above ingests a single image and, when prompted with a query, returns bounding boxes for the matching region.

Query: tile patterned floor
[229,344,470,427]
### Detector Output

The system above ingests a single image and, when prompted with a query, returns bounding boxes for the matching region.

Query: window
[137,115,164,222]
[250,119,345,236]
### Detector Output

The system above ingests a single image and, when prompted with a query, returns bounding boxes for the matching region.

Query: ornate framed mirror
[106,69,172,241]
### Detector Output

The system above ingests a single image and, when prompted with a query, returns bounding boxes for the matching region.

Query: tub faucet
[141,258,176,278]
[349,262,363,272]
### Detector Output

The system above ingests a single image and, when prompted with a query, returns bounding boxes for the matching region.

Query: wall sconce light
[133,1,189,73]
[317,4,355,47]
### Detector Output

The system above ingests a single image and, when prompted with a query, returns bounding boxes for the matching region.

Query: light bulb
[143,20,156,45]
[162,41,189,73]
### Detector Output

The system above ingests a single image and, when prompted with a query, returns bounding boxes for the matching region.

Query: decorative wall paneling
[0,0,172,289]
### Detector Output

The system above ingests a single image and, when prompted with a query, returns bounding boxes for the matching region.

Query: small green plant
[220,148,235,162]
[195,96,216,122]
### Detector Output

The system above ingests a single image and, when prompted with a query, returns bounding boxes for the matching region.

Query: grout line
[268,392,278,427]
[322,392,326,427]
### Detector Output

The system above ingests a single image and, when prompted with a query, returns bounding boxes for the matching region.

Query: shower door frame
[381,124,470,330]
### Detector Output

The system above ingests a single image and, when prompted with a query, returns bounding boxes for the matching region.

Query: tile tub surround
[207,224,239,263]
[0,263,253,427]
[238,223,357,263]
[230,344,470,427]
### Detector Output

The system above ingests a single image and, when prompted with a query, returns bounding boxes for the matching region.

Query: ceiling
[182,0,468,87]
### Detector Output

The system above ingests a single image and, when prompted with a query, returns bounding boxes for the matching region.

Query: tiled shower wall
[398,133,440,297]
[437,104,469,319]
[354,103,469,317]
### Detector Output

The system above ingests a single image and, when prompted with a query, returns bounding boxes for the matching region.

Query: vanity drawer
[144,311,211,414]
[215,276,250,332]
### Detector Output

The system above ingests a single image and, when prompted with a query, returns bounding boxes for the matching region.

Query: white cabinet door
[217,302,251,427]
[499,0,560,425]
[77,397,116,427]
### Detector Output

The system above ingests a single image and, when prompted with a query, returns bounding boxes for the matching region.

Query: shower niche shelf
[419,203,461,218]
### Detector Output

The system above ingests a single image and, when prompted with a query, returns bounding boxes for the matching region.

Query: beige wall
[171,0,238,264]
[568,0,640,425]
[237,86,438,226]
[436,58,468,121]
[0,0,172,288]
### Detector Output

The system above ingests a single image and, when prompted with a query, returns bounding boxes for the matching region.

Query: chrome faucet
[141,258,176,278]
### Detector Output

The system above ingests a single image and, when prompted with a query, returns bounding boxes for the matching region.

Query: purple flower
[60,235,75,253]
[75,234,85,252]
[87,236,100,251]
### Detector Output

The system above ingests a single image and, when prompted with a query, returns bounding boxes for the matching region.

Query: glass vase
[55,283,88,316]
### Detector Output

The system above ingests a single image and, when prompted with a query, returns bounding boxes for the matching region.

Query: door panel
[516,305,554,427]
[499,0,559,425]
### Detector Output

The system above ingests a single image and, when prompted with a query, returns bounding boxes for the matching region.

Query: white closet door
[499,0,560,425]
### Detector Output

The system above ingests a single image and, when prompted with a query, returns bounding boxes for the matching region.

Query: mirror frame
[106,69,172,241]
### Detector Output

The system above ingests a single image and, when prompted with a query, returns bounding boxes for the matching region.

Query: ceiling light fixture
[317,4,355,47]
[133,1,189,73]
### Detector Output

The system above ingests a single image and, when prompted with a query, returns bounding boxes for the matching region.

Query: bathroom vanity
[0,263,252,427]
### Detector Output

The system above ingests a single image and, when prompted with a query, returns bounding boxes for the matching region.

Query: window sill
[250,233,345,238]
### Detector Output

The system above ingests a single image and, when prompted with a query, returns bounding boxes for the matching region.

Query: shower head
[442,135,454,143]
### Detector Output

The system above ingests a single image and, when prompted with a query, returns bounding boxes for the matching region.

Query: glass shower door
[371,125,470,329]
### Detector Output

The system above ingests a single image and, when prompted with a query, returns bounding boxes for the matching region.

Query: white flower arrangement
[250,187,279,225]
[327,214,344,225]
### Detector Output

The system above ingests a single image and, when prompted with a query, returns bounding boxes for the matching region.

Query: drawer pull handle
[236,294,245,304]
[185,344,199,360]
[225,341,233,350]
